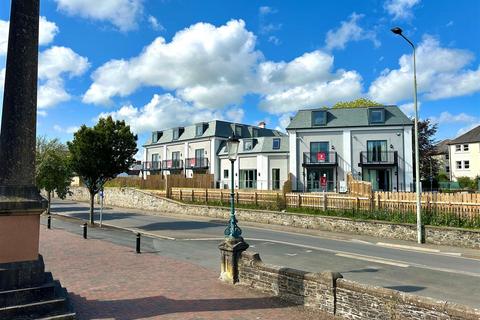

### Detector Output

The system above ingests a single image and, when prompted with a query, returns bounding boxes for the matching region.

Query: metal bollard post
[47,215,51,229]
[136,233,141,254]
[83,223,87,239]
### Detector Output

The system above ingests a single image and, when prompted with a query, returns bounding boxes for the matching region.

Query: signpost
[99,189,104,227]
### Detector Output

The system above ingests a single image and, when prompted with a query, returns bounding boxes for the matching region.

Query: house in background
[142,120,284,189]
[432,139,451,176]
[286,106,414,192]
[217,135,288,190]
[448,125,480,181]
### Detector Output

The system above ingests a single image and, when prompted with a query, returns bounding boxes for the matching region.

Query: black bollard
[47,215,51,229]
[83,223,87,239]
[136,233,141,254]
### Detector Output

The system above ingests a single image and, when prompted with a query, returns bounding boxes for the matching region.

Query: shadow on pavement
[138,221,222,231]
[342,268,379,273]
[384,285,425,293]
[69,293,303,320]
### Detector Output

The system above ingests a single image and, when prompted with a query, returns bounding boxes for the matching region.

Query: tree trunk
[47,191,51,214]
[89,191,95,225]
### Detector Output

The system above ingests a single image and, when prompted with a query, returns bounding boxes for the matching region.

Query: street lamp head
[226,135,240,161]
[391,27,403,35]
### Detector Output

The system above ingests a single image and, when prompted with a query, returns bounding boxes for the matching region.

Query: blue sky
[1,0,479,154]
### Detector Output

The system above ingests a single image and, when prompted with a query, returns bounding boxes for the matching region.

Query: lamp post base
[219,237,249,284]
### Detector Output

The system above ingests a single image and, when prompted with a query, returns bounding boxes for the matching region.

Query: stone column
[0,0,46,265]
[219,237,249,284]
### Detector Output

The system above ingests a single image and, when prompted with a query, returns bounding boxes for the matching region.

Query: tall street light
[219,135,248,284]
[225,135,242,238]
[391,27,424,244]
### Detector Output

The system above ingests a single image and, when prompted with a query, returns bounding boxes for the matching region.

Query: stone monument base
[219,237,249,284]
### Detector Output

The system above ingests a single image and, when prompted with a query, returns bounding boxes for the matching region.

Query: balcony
[143,161,162,171]
[359,151,398,166]
[185,157,209,170]
[303,152,337,167]
[162,159,184,170]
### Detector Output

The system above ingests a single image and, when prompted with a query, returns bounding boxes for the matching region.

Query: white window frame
[464,160,470,169]
[455,145,461,152]
[463,144,469,151]
[456,161,462,169]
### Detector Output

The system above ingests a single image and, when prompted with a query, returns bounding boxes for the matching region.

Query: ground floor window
[362,168,391,191]
[239,169,257,189]
[306,168,334,192]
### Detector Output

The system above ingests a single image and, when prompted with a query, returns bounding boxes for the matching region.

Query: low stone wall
[239,251,480,320]
[66,187,480,249]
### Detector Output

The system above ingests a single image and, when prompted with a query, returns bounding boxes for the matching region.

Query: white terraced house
[142,120,286,190]
[448,125,480,182]
[286,106,414,192]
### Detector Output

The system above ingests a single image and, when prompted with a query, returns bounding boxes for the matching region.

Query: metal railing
[142,161,162,171]
[360,151,397,165]
[162,159,184,170]
[185,157,209,169]
[303,152,337,165]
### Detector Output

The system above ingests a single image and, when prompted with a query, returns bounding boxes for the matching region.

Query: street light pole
[224,135,242,238]
[391,27,424,243]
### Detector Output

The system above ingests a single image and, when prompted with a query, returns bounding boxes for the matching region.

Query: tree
[68,117,138,224]
[414,119,440,182]
[36,137,74,214]
[331,98,383,109]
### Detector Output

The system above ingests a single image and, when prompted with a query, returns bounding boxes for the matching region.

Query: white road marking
[376,242,440,253]
[336,253,410,268]
[285,253,298,257]
[350,239,373,245]
[305,250,313,253]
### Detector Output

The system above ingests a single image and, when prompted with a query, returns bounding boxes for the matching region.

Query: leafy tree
[457,176,478,190]
[413,119,439,182]
[68,117,138,224]
[331,98,383,109]
[36,137,74,214]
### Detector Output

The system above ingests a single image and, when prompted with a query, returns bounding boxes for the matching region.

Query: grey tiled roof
[433,139,451,155]
[449,125,480,144]
[218,136,289,155]
[144,120,285,146]
[286,105,413,130]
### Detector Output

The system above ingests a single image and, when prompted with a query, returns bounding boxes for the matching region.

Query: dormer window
[272,138,280,150]
[235,125,242,137]
[369,108,385,124]
[244,139,254,151]
[312,111,327,126]
[196,123,207,137]
[152,131,163,143]
[173,127,184,140]
[252,128,259,137]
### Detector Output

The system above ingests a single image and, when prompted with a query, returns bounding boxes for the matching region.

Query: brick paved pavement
[39,227,333,320]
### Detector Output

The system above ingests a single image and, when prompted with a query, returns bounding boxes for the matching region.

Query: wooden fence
[106,175,166,190]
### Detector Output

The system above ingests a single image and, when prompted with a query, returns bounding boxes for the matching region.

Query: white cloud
[384,0,421,20]
[1,17,58,56]
[0,68,4,95]
[84,19,261,108]
[431,111,478,124]
[148,15,164,32]
[369,35,480,104]
[258,50,363,113]
[268,36,281,45]
[54,124,80,133]
[54,0,143,32]
[325,13,380,51]
[457,123,480,136]
[259,6,276,16]
[38,46,90,109]
[276,112,294,132]
[398,102,421,117]
[98,93,244,134]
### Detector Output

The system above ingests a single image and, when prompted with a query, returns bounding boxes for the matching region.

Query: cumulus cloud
[1,17,59,56]
[38,46,90,109]
[98,93,245,134]
[431,111,478,125]
[384,0,421,20]
[369,35,480,104]
[398,102,421,117]
[84,20,261,108]
[54,0,143,32]
[258,50,363,113]
[325,13,380,51]
[53,124,79,134]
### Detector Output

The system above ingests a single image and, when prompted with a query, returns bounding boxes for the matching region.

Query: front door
[363,169,391,191]
[307,168,334,192]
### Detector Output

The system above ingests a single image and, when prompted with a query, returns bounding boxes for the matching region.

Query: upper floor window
[244,139,254,151]
[445,153,449,160]
[464,160,470,169]
[369,108,385,124]
[173,128,180,140]
[272,138,281,150]
[196,124,205,137]
[463,144,469,151]
[312,111,327,126]
[446,165,450,173]
[456,161,462,169]
[224,169,229,179]
[252,128,259,137]
[455,145,461,152]
[235,125,242,137]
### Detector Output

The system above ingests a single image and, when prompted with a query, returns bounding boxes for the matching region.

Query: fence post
[179,189,182,201]
[220,190,223,204]
[205,188,208,203]
[377,193,381,210]
[298,194,301,208]
[236,191,239,204]
[323,193,327,211]
[254,192,258,206]
[356,197,360,212]
[191,189,195,202]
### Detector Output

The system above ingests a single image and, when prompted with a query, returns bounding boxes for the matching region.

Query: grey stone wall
[67,187,480,249]
[238,252,480,320]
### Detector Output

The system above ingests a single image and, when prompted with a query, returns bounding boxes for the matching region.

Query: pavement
[49,199,480,308]
[40,225,328,320]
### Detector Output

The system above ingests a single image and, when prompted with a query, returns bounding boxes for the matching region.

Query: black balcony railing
[162,159,184,170]
[185,157,209,169]
[360,151,397,165]
[143,161,162,171]
[303,152,337,166]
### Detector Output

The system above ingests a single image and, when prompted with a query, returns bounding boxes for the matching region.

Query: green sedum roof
[286,105,413,130]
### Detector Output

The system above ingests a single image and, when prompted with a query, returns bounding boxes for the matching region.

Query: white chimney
[258,121,266,128]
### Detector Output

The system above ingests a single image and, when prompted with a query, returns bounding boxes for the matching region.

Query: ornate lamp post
[391,27,424,243]
[224,135,241,238]
[219,135,248,284]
